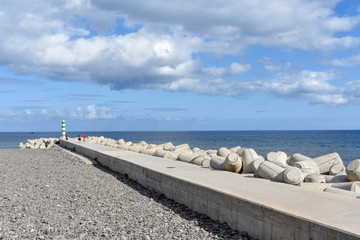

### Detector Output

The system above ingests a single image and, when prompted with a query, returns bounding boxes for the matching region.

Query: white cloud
[92,0,360,51]
[31,105,116,120]
[0,110,17,119]
[154,40,173,58]
[202,67,227,77]
[157,116,183,121]
[40,108,65,119]
[260,70,346,105]
[70,105,116,120]
[229,63,251,75]
[259,58,291,72]
[343,80,360,104]
[24,109,32,115]
[155,69,359,106]
[0,0,360,106]
[326,53,360,67]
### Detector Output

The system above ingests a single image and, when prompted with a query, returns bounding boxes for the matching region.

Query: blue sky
[1,0,360,131]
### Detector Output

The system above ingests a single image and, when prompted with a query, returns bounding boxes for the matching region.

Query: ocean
[1,130,359,166]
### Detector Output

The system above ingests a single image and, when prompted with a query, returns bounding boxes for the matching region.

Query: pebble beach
[0,146,251,239]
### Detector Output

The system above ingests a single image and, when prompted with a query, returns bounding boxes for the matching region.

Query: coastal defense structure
[59,138,360,240]
[61,120,66,138]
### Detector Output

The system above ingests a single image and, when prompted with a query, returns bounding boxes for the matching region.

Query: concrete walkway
[60,139,360,240]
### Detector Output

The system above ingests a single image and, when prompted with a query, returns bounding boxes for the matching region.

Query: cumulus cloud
[0,110,17,119]
[326,53,360,67]
[40,109,65,119]
[0,0,360,106]
[154,69,355,106]
[343,80,360,104]
[229,63,251,75]
[70,105,116,119]
[24,109,32,115]
[261,70,348,106]
[258,58,291,72]
[24,105,117,120]
[92,0,360,51]
[156,116,183,122]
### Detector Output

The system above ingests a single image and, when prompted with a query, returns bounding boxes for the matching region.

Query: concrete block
[283,167,303,185]
[210,153,242,173]
[327,172,350,183]
[178,152,201,163]
[305,174,326,183]
[206,149,218,155]
[287,153,312,166]
[242,148,260,173]
[329,164,345,175]
[217,147,231,157]
[236,147,245,156]
[210,155,225,169]
[255,161,285,182]
[247,157,265,173]
[163,151,179,160]
[313,152,343,174]
[190,155,209,167]
[163,142,174,151]
[192,147,202,152]
[155,149,168,158]
[224,153,242,173]
[266,151,288,167]
[293,160,320,177]
[229,146,241,153]
[346,159,360,181]
[331,182,360,193]
[174,143,190,152]
[128,144,144,153]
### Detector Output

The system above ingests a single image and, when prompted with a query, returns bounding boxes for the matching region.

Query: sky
[1,0,360,132]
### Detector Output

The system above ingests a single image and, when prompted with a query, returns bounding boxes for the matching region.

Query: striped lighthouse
[62,120,66,138]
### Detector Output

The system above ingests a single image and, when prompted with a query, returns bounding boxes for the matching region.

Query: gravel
[0,146,255,239]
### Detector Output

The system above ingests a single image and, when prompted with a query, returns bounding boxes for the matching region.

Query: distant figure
[78,135,81,142]
[66,134,69,141]
[83,134,86,142]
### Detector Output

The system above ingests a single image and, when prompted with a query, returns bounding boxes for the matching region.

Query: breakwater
[4,130,360,165]
[18,138,59,149]
[58,137,360,239]
[73,136,360,199]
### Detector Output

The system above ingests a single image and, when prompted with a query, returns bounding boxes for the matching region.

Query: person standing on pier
[83,134,86,142]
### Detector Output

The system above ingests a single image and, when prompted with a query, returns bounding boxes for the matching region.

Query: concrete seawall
[60,139,360,240]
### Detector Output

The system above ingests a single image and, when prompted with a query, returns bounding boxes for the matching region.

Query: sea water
[1,130,359,166]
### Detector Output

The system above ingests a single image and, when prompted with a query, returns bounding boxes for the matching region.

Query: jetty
[59,138,360,240]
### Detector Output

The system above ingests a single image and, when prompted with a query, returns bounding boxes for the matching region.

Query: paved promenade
[60,139,360,240]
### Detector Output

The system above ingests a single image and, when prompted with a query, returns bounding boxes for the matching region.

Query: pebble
[0,148,256,239]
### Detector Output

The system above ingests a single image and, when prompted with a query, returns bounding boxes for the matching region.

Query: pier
[60,139,360,240]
